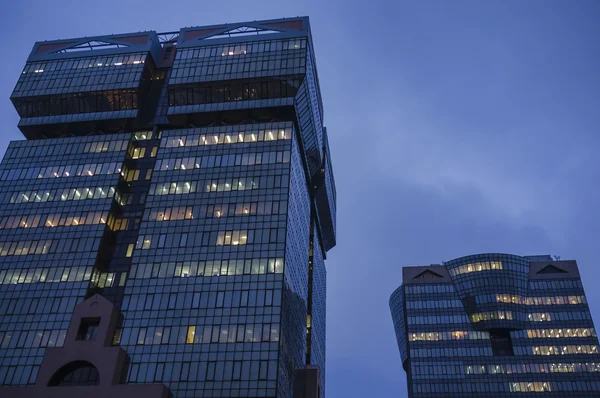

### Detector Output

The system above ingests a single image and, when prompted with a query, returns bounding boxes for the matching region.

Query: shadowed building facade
[1,294,171,398]
[390,254,600,397]
[0,17,334,398]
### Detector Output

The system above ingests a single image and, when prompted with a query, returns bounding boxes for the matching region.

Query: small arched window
[48,360,99,386]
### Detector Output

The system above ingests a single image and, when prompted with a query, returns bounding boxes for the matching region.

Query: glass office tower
[0,17,335,398]
[390,254,600,397]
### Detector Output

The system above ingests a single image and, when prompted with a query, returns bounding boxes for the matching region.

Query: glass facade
[0,17,334,398]
[390,254,600,397]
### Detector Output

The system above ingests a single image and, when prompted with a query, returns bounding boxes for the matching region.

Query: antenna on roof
[553,255,561,261]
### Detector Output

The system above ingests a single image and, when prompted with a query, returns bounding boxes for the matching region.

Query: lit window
[112,328,122,345]
[186,326,195,344]
[125,244,134,258]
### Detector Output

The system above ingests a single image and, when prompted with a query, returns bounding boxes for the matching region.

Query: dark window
[13,89,139,118]
[168,76,301,106]
[163,46,174,60]
[48,361,100,386]
[490,329,514,356]
[76,318,100,341]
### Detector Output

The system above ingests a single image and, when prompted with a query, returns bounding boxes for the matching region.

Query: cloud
[369,95,585,242]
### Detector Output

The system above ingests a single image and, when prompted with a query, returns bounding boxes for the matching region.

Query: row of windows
[84,139,129,153]
[410,347,492,358]
[21,53,146,74]
[525,328,596,339]
[128,145,158,160]
[509,382,551,392]
[1,161,122,181]
[176,39,307,60]
[148,175,289,196]
[411,362,600,379]
[411,363,472,379]
[149,179,251,196]
[407,294,588,311]
[529,279,582,290]
[0,211,107,230]
[90,270,127,288]
[114,191,146,207]
[471,311,592,323]
[410,311,592,326]
[0,266,91,286]
[466,362,600,375]
[127,359,277,384]
[168,77,301,106]
[121,167,152,182]
[171,56,305,80]
[454,277,528,292]
[408,315,471,325]
[0,329,66,349]
[204,176,288,192]
[129,258,284,279]
[0,239,54,256]
[470,311,513,322]
[406,299,463,310]
[408,330,490,342]
[15,66,142,96]
[15,68,144,100]
[123,289,282,312]
[405,284,455,294]
[527,345,599,356]
[154,150,290,172]
[133,228,285,250]
[106,214,136,231]
[493,294,587,305]
[215,228,280,246]
[39,162,121,179]
[161,128,291,148]
[144,200,288,222]
[186,323,279,344]
[528,311,592,322]
[1,296,77,316]
[529,312,552,322]
[14,89,139,118]
[408,328,598,344]
[112,323,279,347]
[0,365,38,386]
[412,381,600,394]
[2,136,128,160]
[448,261,503,276]
[0,237,96,256]
[8,186,115,204]
[131,131,156,141]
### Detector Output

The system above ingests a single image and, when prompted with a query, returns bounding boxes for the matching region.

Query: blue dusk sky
[1,1,599,396]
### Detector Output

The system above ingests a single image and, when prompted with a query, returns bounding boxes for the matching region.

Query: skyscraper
[390,253,600,397]
[0,17,335,398]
